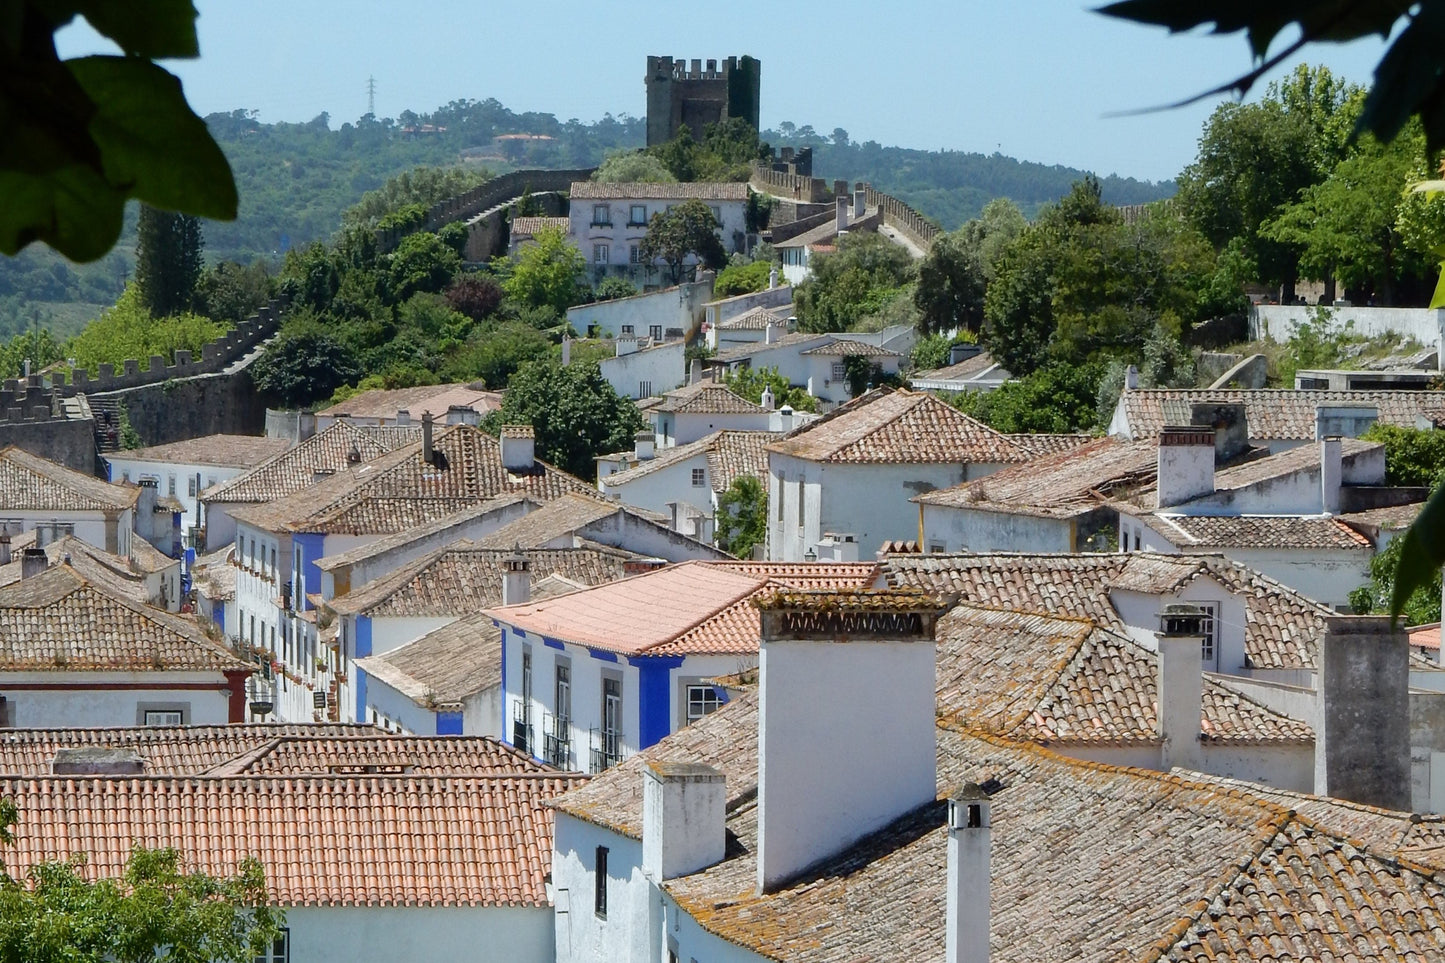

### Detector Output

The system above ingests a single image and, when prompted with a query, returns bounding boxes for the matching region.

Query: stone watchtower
[645,55,761,147]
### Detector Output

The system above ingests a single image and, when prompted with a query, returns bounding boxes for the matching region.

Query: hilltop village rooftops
[602,430,780,492]
[1115,387,1445,441]
[109,434,292,470]
[0,564,248,674]
[552,691,1445,962]
[880,551,1335,671]
[509,216,570,237]
[715,306,790,330]
[315,382,501,421]
[0,445,137,512]
[767,388,1033,465]
[914,436,1158,518]
[1142,514,1375,551]
[485,560,878,657]
[228,424,601,535]
[0,535,167,603]
[203,421,420,505]
[654,381,767,414]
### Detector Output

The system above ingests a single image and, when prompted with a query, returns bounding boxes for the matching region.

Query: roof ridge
[205,737,285,776]
[635,572,771,655]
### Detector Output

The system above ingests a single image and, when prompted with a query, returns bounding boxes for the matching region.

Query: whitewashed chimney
[502,544,531,606]
[1157,603,1205,772]
[768,264,778,289]
[1155,427,1215,508]
[0,531,11,566]
[561,334,572,367]
[634,431,656,461]
[1315,615,1410,809]
[446,404,481,427]
[396,409,411,426]
[755,590,949,893]
[1124,365,1139,390]
[777,404,794,433]
[760,386,775,411]
[499,425,535,472]
[642,761,727,881]
[616,337,639,357]
[689,358,702,385]
[1320,435,1343,515]
[765,321,780,345]
[946,784,991,963]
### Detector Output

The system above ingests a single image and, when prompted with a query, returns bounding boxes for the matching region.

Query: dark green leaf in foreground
[1389,483,1445,627]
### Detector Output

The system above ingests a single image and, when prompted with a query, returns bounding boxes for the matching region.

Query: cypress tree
[135,204,204,317]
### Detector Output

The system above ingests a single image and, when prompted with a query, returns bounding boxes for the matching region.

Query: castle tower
[645,55,761,147]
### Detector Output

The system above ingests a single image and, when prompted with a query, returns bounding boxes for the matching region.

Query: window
[775,476,784,520]
[0,696,11,728]
[620,324,634,336]
[709,205,721,222]
[168,474,176,496]
[691,468,706,487]
[830,361,846,382]
[143,709,183,726]
[253,928,288,963]
[593,243,610,264]
[591,204,611,226]
[686,684,722,724]
[629,204,647,226]
[795,478,804,531]
[514,646,534,753]
[187,476,197,498]
[1198,603,1220,668]
[594,846,609,917]
[547,661,572,767]
[638,380,652,397]
[630,244,642,264]
[593,676,622,772]
[649,324,663,341]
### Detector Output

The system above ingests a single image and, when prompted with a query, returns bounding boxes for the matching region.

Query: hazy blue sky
[57,1,1395,182]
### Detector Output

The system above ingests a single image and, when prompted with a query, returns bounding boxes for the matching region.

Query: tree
[1349,533,1441,626]
[488,360,644,478]
[715,476,768,559]
[341,166,490,231]
[445,275,504,322]
[592,151,677,183]
[593,276,639,301]
[794,233,917,333]
[387,232,462,302]
[1359,424,1445,487]
[950,362,1105,434]
[249,323,363,409]
[439,320,550,389]
[194,260,272,325]
[1,2,237,262]
[135,205,205,318]
[713,260,773,298]
[639,200,727,283]
[914,198,1025,336]
[0,799,283,963]
[503,227,585,314]
[721,366,818,413]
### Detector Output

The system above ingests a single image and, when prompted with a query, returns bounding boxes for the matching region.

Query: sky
[57,1,1397,183]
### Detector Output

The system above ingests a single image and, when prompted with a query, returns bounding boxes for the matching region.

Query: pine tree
[135,204,205,317]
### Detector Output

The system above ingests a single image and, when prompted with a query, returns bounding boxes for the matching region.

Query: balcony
[589,726,624,773]
[543,713,572,769]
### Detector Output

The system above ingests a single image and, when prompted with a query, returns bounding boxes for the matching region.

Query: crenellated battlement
[373,168,596,254]
[647,55,741,82]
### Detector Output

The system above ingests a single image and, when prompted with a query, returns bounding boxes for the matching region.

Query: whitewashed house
[703,333,901,408]
[909,345,1012,393]
[104,434,291,543]
[596,338,685,400]
[598,430,780,542]
[548,590,1444,963]
[313,383,501,433]
[647,382,772,448]
[0,533,181,613]
[485,560,876,771]
[0,727,585,963]
[767,388,1034,561]
[0,446,136,556]
[0,559,251,727]
[704,305,793,353]
[568,182,749,287]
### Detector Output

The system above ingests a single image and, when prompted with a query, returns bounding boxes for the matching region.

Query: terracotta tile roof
[0,446,136,512]
[509,216,569,237]
[109,434,292,469]
[1124,437,1381,511]
[355,578,584,710]
[1411,623,1441,651]
[230,426,601,535]
[716,306,788,330]
[191,545,236,602]
[468,495,680,551]
[1117,388,1445,441]
[0,536,158,603]
[569,181,749,201]
[1146,514,1375,550]
[914,437,1157,518]
[207,734,549,776]
[1005,432,1095,456]
[0,771,585,907]
[603,430,780,492]
[711,332,831,364]
[936,605,1312,746]
[329,544,632,618]
[1338,501,1424,534]
[558,696,1445,962]
[316,383,501,419]
[488,561,877,657]
[798,338,899,358]
[0,723,378,775]
[656,381,767,414]
[0,565,249,672]
[314,495,537,572]
[881,552,1333,671]
[203,422,420,505]
[768,388,1033,465]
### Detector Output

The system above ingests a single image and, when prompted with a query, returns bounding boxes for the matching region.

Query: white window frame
[593,243,610,264]
[143,709,184,726]
[691,467,706,487]
[629,204,647,226]
[830,361,846,382]
[686,683,722,724]
[1198,602,1220,670]
[253,927,289,963]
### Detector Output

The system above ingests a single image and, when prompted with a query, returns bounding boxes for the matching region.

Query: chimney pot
[1156,603,1206,772]
[421,411,434,465]
[502,543,531,606]
[0,531,10,566]
[1320,435,1343,515]
[1314,615,1410,809]
[634,431,656,461]
[396,409,411,426]
[946,783,992,963]
[1155,427,1216,508]
[642,760,727,881]
[1124,365,1139,390]
[20,547,47,580]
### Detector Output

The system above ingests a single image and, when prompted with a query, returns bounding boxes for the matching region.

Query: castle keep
[645,55,761,146]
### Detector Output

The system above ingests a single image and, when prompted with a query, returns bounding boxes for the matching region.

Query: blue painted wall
[631,654,684,749]
[354,616,373,723]
[294,532,327,610]
[437,711,463,735]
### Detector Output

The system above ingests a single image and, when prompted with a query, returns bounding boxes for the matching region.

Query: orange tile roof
[1411,624,1441,651]
[768,388,1032,465]
[0,724,374,775]
[488,561,878,656]
[656,382,767,414]
[0,772,584,907]
[1118,388,1445,441]
[0,446,137,512]
[203,422,420,505]
[110,434,292,469]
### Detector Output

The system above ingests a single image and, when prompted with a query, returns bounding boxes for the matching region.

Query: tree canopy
[794,233,917,333]
[502,226,585,315]
[486,360,643,478]
[639,200,727,283]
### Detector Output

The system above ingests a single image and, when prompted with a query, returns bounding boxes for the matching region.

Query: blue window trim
[589,648,619,663]
[629,654,684,749]
[543,638,565,651]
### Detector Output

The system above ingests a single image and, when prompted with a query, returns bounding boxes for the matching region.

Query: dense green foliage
[503,227,585,315]
[711,260,773,298]
[0,798,283,963]
[249,322,363,409]
[950,362,1105,434]
[794,233,917,333]
[1350,532,1441,625]
[715,476,768,559]
[721,365,818,413]
[914,199,1025,336]
[342,167,491,231]
[592,151,676,183]
[135,205,204,318]
[639,200,727,283]
[1359,425,1445,488]
[66,285,227,375]
[484,360,643,477]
